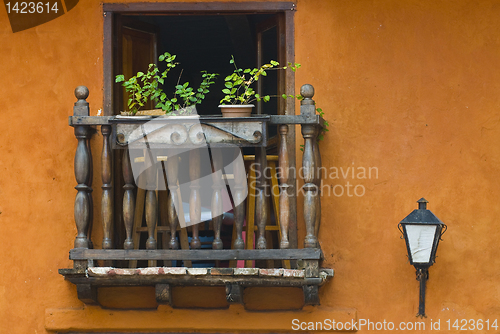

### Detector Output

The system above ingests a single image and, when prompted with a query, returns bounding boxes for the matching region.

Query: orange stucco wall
[1,0,500,333]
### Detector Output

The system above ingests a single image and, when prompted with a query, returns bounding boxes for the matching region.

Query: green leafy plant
[116,52,218,115]
[220,56,300,105]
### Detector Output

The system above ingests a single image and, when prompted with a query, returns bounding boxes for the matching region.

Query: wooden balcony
[59,84,332,307]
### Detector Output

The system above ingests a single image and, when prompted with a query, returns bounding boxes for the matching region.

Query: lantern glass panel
[406,225,437,263]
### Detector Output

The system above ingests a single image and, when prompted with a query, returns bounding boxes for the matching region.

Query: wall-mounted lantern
[398,198,447,318]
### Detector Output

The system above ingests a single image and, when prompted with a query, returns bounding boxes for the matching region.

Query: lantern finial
[417,198,428,210]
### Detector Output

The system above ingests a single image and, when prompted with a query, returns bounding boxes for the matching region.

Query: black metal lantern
[398,198,447,318]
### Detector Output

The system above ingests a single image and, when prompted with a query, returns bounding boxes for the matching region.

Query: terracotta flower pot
[218,104,254,118]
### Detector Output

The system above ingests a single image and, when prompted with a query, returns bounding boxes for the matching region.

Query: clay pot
[218,104,254,118]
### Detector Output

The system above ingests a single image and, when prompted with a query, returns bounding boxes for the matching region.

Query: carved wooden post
[101,125,113,250]
[210,148,224,250]
[122,149,135,249]
[300,84,319,248]
[189,149,201,249]
[278,125,290,249]
[86,138,93,250]
[313,132,322,238]
[73,86,92,269]
[145,150,158,251]
[232,149,246,249]
[166,155,180,249]
[255,147,268,249]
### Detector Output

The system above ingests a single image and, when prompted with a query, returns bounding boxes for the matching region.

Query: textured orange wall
[295,0,500,327]
[1,0,500,333]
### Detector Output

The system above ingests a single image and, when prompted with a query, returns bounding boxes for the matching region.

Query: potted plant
[116,52,218,116]
[219,56,299,117]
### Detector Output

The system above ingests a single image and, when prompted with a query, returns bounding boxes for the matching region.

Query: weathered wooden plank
[69,116,114,126]
[69,114,327,127]
[70,114,327,132]
[62,274,323,288]
[270,115,326,127]
[115,121,267,147]
[70,249,323,261]
[102,2,296,13]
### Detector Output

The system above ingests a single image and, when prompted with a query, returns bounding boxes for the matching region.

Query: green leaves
[220,56,300,105]
[115,52,218,114]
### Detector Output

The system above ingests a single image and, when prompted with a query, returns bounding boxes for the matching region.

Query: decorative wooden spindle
[144,150,158,250]
[166,155,180,249]
[313,132,322,238]
[255,146,268,249]
[86,137,94,250]
[73,86,91,254]
[158,181,170,265]
[278,125,290,249]
[122,149,135,249]
[232,149,246,249]
[101,125,113,250]
[189,149,201,249]
[300,84,319,248]
[210,148,224,250]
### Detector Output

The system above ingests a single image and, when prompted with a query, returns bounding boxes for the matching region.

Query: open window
[103,2,299,251]
[103,2,296,118]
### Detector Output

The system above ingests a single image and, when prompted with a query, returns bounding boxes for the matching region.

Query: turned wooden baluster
[300,84,319,248]
[232,149,246,249]
[101,125,113,250]
[255,147,268,249]
[158,168,171,265]
[210,148,224,250]
[122,149,135,249]
[313,130,322,238]
[166,155,180,249]
[278,125,290,249]
[189,149,201,249]
[73,86,92,267]
[145,150,158,251]
[86,137,94,249]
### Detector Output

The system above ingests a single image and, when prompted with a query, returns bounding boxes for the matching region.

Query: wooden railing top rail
[68,114,326,127]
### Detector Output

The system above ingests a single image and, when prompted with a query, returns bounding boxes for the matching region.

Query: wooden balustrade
[300,84,320,249]
[65,85,329,304]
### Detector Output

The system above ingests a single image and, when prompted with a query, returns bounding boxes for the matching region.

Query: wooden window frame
[102,1,299,249]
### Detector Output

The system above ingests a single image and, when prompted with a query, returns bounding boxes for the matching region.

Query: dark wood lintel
[102,2,296,14]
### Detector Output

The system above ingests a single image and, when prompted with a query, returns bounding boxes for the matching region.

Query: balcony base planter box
[219,104,254,118]
[121,105,198,117]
